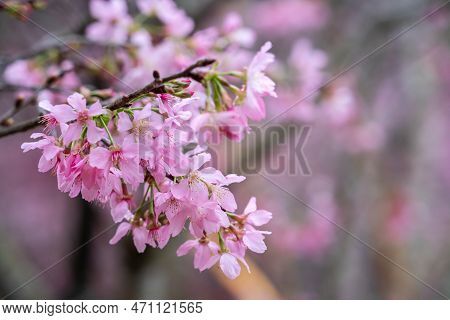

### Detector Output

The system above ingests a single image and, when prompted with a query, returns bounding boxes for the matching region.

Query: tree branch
[0,67,74,126]
[107,58,215,111]
[0,58,215,138]
[0,117,41,137]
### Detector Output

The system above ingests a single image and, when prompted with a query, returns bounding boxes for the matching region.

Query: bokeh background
[0,0,449,299]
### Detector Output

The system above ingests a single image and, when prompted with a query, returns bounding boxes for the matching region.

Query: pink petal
[67,92,87,111]
[38,100,53,112]
[243,231,267,253]
[168,211,186,237]
[63,123,83,145]
[89,147,111,169]
[51,104,77,123]
[135,103,153,121]
[199,167,226,185]
[214,187,237,212]
[21,139,49,152]
[86,120,105,144]
[190,152,211,171]
[247,210,272,226]
[188,180,209,204]
[110,200,132,222]
[117,112,133,132]
[122,134,139,156]
[243,197,257,215]
[87,101,105,117]
[195,244,213,271]
[176,240,197,256]
[133,226,148,253]
[38,155,57,173]
[224,174,246,185]
[42,144,62,160]
[109,222,131,245]
[220,253,241,279]
[171,179,189,200]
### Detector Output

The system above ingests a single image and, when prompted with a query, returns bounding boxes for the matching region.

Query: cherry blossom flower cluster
[17,0,277,278]
[0,0,281,279]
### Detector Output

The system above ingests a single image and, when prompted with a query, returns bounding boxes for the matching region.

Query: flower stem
[99,116,115,145]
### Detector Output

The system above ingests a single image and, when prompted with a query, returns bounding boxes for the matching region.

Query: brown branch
[0,116,41,137]
[108,58,215,111]
[0,58,216,138]
[0,67,74,126]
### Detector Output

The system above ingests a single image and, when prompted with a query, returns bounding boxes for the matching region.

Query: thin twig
[108,58,215,111]
[0,68,74,125]
[0,58,215,138]
[0,117,41,137]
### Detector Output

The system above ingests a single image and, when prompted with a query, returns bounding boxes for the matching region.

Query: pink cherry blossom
[137,0,194,37]
[192,110,249,143]
[117,103,154,136]
[188,201,230,238]
[242,42,277,121]
[89,135,143,187]
[4,59,44,88]
[21,133,63,173]
[48,93,106,145]
[86,0,132,44]
[18,1,278,280]
[177,239,220,271]
[207,250,250,280]
[109,221,148,253]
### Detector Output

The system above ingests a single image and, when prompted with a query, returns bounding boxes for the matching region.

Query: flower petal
[109,222,131,245]
[220,253,241,279]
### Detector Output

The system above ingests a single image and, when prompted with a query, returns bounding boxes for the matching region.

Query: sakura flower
[155,187,188,237]
[56,153,92,198]
[38,100,63,132]
[187,201,230,238]
[18,4,278,276]
[117,103,154,136]
[146,217,171,249]
[137,0,194,37]
[177,238,220,271]
[50,93,106,144]
[110,221,149,253]
[242,42,277,121]
[241,197,272,253]
[289,38,327,92]
[192,110,249,143]
[242,197,273,226]
[3,59,44,88]
[89,135,143,188]
[21,133,63,173]
[222,13,255,48]
[86,0,132,44]
[109,191,134,223]
[208,251,251,280]
[158,94,194,127]
[219,253,244,280]
[79,162,107,202]
[170,153,211,204]
[191,28,219,56]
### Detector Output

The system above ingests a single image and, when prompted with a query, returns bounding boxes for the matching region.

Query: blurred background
[0,0,449,299]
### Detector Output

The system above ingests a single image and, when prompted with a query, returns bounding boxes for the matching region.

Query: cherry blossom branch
[0,117,41,137]
[108,58,215,111]
[0,58,216,138]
